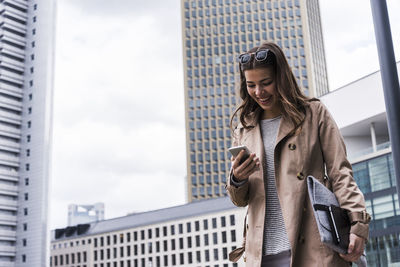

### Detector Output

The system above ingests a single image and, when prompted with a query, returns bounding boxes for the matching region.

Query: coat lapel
[275,115,295,146]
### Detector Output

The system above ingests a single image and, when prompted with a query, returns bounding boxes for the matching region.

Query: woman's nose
[255,85,263,96]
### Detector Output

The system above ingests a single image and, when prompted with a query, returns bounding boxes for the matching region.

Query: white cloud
[320,0,400,90]
[50,0,185,229]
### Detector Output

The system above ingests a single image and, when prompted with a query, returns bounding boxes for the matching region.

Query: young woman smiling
[226,42,370,267]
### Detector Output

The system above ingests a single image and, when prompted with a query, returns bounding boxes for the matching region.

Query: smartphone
[228,145,251,164]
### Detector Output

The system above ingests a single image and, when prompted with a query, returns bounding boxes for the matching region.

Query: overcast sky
[49,0,400,229]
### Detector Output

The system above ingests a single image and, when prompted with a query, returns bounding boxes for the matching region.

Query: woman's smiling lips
[258,95,272,105]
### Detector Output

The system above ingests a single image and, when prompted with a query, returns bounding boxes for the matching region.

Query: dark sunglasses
[238,49,271,64]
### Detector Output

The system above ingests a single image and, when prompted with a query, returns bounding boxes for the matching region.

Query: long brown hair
[230,42,312,134]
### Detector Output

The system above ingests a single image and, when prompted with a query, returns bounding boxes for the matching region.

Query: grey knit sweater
[260,116,291,255]
[230,116,291,255]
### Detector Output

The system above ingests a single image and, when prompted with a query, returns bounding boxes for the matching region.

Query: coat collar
[237,112,302,146]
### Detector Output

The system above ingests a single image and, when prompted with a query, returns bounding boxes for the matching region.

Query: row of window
[188,86,236,97]
[185,0,300,10]
[51,252,87,266]
[189,136,231,151]
[188,112,230,125]
[187,65,236,77]
[189,139,232,153]
[92,231,237,260]
[185,25,303,44]
[53,215,236,251]
[53,250,239,267]
[184,9,301,29]
[188,75,236,89]
[192,174,228,185]
[186,34,303,49]
[191,161,230,174]
[189,129,232,142]
[185,9,301,24]
[20,3,38,264]
[353,153,396,194]
[191,150,230,163]
[190,138,232,151]
[192,185,227,197]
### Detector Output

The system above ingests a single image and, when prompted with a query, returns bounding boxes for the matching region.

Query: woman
[226,42,370,267]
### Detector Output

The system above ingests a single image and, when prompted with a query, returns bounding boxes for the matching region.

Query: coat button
[303,207,307,212]
[299,235,305,244]
[296,172,305,180]
[288,143,296,150]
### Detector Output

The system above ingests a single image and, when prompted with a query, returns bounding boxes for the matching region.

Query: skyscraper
[181,0,329,201]
[0,0,55,266]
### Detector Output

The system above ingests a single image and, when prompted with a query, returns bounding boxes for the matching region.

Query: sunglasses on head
[238,49,271,64]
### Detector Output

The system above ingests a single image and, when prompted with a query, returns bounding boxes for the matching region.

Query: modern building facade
[320,62,400,267]
[51,197,247,267]
[181,0,329,202]
[0,0,56,266]
[68,203,105,226]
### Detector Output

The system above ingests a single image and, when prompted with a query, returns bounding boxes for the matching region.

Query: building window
[27,135,31,142]
[24,193,28,200]
[22,255,26,262]
[25,178,29,186]
[203,219,208,230]
[23,223,27,231]
[23,239,27,246]
[25,164,30,171]
[231,230,236,242]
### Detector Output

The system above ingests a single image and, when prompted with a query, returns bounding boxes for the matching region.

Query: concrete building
[68,203,105,226]
[51,197,247,267]
[0,0,56,266]
[320,62,400,266]
[181,0,329,202]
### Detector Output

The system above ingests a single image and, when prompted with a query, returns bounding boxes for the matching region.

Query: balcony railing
[348,141,391,162]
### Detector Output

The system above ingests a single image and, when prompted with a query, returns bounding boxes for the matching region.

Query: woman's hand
[231,150,260,181]
[339,233,365,262]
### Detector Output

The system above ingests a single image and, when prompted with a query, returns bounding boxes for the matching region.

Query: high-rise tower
[181,0,328,202]
[0,0,55,265]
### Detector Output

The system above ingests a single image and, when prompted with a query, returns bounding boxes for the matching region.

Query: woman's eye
[263,81,273,86]
[247,84,255,88]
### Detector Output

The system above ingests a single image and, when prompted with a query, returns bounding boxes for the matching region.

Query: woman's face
[244,67,281,119]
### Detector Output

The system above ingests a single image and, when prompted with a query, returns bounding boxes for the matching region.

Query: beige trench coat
[226,100,370,267]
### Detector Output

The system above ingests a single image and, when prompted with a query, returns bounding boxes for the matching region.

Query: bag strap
[313,203,330,212]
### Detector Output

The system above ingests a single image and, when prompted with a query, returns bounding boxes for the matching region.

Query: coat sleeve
[225,128,250,207]
[316,102,371,239]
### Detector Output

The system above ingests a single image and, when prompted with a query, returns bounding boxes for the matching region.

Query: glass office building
[181,0,329,202]
[352,152,400,266]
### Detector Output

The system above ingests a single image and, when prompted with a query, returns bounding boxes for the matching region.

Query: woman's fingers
[233,151,259,180]
[339,234,365,262]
